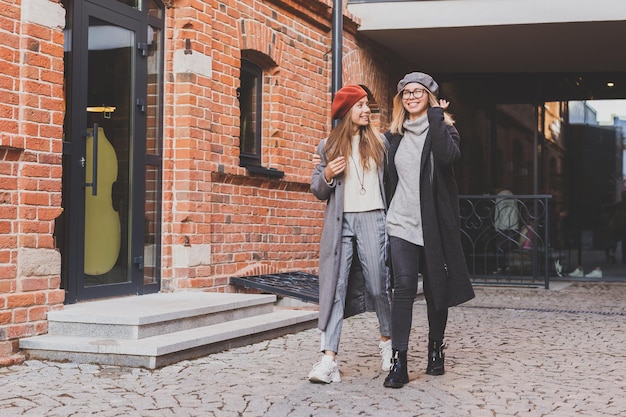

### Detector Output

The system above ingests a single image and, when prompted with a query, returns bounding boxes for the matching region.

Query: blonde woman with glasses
[383,72,475,389]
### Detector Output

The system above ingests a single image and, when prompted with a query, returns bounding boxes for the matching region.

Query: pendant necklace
[350,155,366,195]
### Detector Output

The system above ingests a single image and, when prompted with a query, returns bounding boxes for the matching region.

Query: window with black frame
[238,60,262,167]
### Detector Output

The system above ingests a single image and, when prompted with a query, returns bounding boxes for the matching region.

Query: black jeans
[389,236,448,351]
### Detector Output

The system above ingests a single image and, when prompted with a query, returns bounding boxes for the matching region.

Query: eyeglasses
[401,88,426,99]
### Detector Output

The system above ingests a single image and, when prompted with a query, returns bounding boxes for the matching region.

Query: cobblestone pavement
[1,281,625,417]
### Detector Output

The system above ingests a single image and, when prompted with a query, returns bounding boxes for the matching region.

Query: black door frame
[62,0,161,303]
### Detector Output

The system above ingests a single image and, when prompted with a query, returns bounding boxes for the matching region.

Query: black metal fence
[459,194,552,288]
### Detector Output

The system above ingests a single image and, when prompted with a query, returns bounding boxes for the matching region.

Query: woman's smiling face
[350,96,371,130]
[401,82,429,119]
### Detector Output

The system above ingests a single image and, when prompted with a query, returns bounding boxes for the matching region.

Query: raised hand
[324,156,346,182]
[433,99,450,110]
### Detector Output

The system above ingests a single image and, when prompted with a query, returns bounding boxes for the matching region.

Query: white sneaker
[379,340,393,372]
[308,355,340,383]
[569,267,584,277]
[585,268,603,278]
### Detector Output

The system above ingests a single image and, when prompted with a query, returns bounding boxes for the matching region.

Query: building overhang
[347,0,626,102]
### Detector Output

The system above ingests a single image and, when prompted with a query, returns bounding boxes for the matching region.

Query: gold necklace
[350,156,366,195]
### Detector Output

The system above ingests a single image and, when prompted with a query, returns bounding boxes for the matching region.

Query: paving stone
[1,282,626,416]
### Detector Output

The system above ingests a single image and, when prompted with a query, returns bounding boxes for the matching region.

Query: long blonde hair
[325,113,385,171]
[389,89,455,135]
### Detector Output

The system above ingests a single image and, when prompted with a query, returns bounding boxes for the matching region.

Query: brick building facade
[0,0,401,363]
[2,0,576,365]
[1,0,66,363]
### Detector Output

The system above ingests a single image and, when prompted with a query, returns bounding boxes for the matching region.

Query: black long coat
[384,107,475,311]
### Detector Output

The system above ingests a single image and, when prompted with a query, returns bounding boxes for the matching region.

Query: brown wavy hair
[325,112,385,171]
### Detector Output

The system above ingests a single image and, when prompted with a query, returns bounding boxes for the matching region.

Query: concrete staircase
[19,292,318,369]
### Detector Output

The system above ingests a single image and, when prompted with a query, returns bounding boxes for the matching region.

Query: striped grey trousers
[320,209,391,354]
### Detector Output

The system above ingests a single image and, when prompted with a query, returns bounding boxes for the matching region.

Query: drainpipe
[534,104,539,195]
[332,0,343,98]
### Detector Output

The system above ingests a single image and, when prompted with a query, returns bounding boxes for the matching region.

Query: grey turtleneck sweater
[386,115,429,246]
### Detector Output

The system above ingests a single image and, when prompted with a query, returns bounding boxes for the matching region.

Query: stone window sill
[244,165,285,178]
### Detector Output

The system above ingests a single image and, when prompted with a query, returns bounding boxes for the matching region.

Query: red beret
[331,85,367,120]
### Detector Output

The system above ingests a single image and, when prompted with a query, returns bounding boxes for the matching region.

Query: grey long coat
[311,138,388,332]
[384,107,475,311]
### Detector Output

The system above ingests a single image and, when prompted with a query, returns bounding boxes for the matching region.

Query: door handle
[136,98,145,113]
[133,256,144,271]
[86,123,98,196]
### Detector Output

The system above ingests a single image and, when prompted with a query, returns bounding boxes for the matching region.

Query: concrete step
[45,292,277,339]
[19,292,319,369]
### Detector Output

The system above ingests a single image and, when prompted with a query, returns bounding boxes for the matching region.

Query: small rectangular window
[239,61,262,167]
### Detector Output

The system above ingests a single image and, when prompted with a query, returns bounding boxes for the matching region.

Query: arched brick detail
[234,262,280,277]
[342,49,387,115]
[239,19,283,67]
[342,49,364,86]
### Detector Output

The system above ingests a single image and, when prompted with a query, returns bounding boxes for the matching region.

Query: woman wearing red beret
[309,85,392,383]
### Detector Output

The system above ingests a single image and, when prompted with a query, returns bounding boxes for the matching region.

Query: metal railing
[459,194,552,288]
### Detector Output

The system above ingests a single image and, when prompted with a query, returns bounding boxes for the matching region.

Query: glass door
[60,0,161,303]
[83,13,134,292]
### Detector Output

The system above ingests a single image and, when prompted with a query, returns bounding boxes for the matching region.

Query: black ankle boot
[426,340,445,375]
[383,350,409,388]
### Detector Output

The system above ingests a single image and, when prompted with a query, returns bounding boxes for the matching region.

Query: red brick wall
[0,0,398,360]
[161,0,395,291]
[0,0,65,361]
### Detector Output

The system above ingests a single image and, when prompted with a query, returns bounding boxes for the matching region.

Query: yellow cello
[84,126,121,275]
